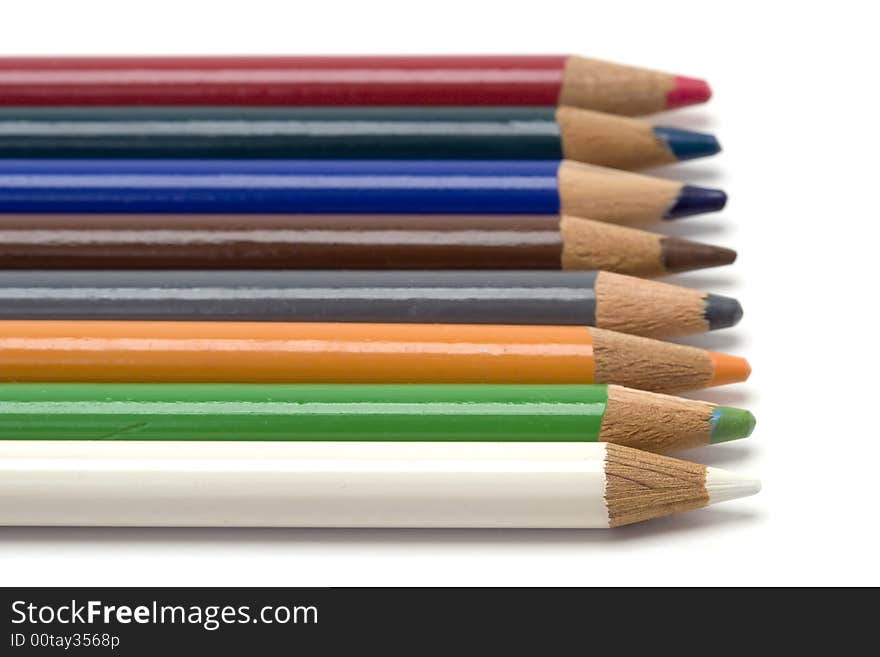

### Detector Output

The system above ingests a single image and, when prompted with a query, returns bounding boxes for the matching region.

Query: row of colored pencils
[0,54,758,529]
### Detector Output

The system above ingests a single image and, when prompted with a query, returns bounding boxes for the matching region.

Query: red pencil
[0,56,710,115]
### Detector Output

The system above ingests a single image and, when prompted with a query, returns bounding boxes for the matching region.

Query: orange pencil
[0,321,749,393]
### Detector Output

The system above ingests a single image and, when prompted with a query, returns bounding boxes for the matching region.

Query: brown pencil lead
[660,237,737,273]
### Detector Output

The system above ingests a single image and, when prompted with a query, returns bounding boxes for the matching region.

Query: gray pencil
[0,270,742,339]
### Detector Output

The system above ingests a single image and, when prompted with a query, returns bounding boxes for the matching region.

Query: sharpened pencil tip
[705,293,743,330]
[660,237,737,273]
[708,352,751,387]
[706,467,761,505]
[665,185,728,219]
[653,126,721,162]
[666,76,712,109]
[710,407,756,444]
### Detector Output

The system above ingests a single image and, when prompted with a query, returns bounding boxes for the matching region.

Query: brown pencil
[0,214,736,276]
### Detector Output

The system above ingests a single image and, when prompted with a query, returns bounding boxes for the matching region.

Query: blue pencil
[0,159,725,224]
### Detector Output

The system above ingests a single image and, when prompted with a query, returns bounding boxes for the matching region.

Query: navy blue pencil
[0,159,725,225]
[0,107,720,170]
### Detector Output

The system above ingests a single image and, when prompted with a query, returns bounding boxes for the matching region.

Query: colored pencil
[0,159,726,222]
[0,270,743,339]
[0,383,755,452]
[0,107,720,169]
[0,321,750,392]
[0,214,736,276]
[0,56,711,115]
[0,441,759,528]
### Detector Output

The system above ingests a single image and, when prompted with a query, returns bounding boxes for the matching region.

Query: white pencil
[0,441,759,528]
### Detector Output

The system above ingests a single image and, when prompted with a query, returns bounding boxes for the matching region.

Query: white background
[0,0,876,586]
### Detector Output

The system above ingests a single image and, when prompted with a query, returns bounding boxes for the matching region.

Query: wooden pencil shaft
[0,107,562,160]
[0,56,705,115]
[0,214,734,276]
[0,159,557,215]
[0,270,598,326]
[0,320,739,393]
[0,441,718,528]
[0,107,704,169]
[0,213,563,270]
[0,382,612,443]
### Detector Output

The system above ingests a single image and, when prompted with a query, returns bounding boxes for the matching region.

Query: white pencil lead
[706,466,761,505]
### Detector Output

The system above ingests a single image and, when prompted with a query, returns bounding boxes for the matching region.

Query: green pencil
[0,383,754,453]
